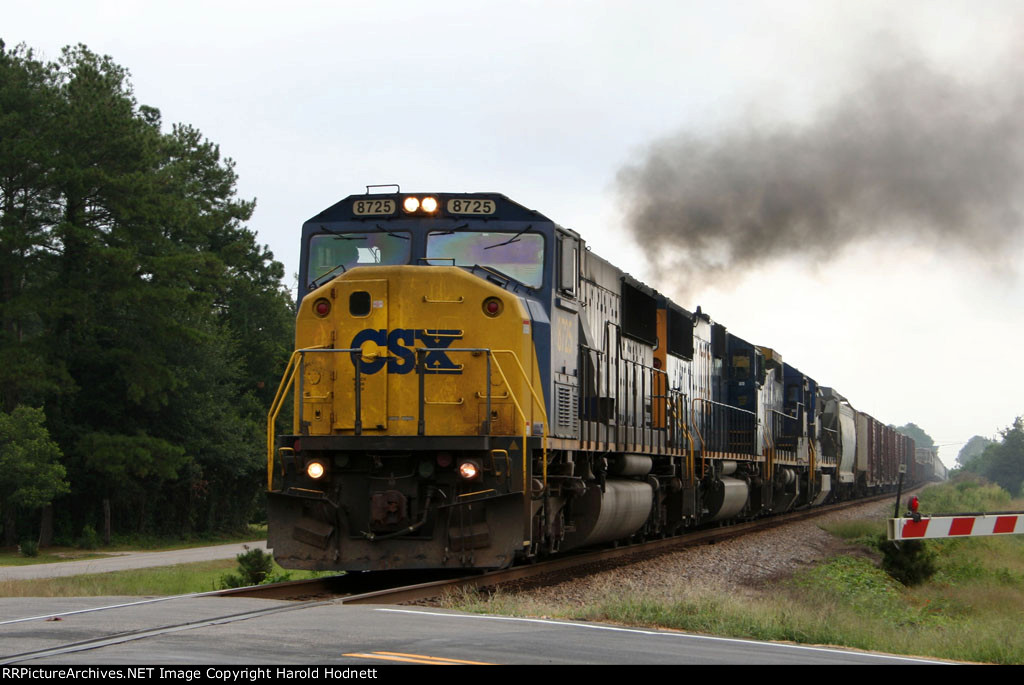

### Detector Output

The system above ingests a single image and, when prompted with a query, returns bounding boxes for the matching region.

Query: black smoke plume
[617,51,1024,295]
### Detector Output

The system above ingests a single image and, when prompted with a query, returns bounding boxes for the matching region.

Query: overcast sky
[8,0,1024,468]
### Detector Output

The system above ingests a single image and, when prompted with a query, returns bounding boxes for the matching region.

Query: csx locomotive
[267,190,937,572]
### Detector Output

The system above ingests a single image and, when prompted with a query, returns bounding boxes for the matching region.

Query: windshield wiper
[484,224,533,250]
[471,264,535,291]
[318,224,367,241]
[308,264,347,291]
[375,224,410,240]
[431,223,469,237]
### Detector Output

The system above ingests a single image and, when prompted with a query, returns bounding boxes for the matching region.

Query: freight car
[914,447,947,483]
[267,190,930,572]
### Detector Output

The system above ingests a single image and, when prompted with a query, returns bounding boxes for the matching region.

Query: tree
[0,406,69,546]
[0,42,71,412]
[962,418,1024,497]
[894,422,934,449]
[0,42,294,541]
[956,435,994,469]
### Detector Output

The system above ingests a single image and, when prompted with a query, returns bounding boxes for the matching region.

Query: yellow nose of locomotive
[294,265,540,438]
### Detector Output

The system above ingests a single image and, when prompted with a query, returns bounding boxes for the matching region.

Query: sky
[7,0,1024,468]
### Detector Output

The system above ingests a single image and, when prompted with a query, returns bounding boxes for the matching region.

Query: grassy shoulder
[0,557,323,597]
[0,525,268,566]
[442,480,1024,664]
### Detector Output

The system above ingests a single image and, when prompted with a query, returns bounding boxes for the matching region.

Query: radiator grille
[555,383,578,436]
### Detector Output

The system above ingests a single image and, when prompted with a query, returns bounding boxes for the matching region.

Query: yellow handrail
[266,346,328,490]
[267,350,300,490]
[265,346,548,498]
[671,396,695,486]
[489,350,549,493]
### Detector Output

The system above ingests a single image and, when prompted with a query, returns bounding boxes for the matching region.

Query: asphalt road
[0,545,957,665]
[0,541,268,581]
[0,598,952,665]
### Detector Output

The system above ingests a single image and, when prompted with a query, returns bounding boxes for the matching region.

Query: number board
[353,199,396,216]
[447,199,496,215]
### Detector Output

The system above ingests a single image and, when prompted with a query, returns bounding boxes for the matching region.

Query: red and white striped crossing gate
[888,513,1024,541]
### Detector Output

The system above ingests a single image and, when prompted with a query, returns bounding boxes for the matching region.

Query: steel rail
[0,600,331,665]
[0,490,919,663]
[242,488,921,606]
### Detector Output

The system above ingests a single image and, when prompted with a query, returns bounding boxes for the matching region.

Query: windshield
[426,231,545,287]
[307,231,411,288]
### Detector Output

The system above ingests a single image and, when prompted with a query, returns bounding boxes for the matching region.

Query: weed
[76,524,100,550]
[219,546,275,588]
[821,519,885,546]
[877,536,937,586]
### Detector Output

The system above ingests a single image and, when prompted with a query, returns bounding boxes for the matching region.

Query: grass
[442,481,1024,664]
[0,560,239,597]
[94,524,268,552]
[0,558,324,597]
[916,478,1014,514]
[820,518,885,545]
[0,524,267,566]
[0,548,110,566]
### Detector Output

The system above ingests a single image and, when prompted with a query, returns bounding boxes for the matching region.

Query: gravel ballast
[504,497,898,606]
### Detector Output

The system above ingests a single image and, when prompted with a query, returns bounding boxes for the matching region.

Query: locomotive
[267,190,937,572]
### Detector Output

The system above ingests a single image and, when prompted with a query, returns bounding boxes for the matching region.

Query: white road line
[376,608,952,664]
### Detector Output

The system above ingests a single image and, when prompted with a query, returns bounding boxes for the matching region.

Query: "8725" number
[447,199,496,214]
[353,199,395,215]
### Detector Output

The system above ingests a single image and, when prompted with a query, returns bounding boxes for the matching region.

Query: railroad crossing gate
[888,513,1024,541]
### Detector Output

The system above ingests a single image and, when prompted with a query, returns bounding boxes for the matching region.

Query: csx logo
[350,329,463,375]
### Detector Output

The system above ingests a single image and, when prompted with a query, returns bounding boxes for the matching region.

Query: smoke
[617,50,1024,295]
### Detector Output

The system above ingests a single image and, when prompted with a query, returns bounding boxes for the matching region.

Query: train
[266,190,944,572]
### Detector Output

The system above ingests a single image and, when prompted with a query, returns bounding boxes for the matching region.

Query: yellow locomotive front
[295,266,539,440]
[268,193,550,571]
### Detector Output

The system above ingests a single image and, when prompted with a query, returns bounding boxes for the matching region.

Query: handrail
[768,408,799,453]
[763,415,775,481]
[491,350,549,491]
[808,438,816,494]
[690,397,758,479]
[266,345,339,490]
[267,347,315,489]
[267,350,300,490]
[267,344,548,499]
[691,398,708,479]
[682,419,695,486]
[667,392,695,486]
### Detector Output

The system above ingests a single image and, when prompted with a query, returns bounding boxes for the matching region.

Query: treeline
[0,41,294,546]
[955,418,1024,498]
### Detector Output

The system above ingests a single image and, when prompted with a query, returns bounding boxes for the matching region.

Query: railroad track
[0,490,909,664]
[226,489,912,604]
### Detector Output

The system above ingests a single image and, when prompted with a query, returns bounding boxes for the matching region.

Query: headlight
[458,460,481,480]
[306,461,327,479]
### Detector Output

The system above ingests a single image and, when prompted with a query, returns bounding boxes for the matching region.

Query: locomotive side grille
[555,382,579,436]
